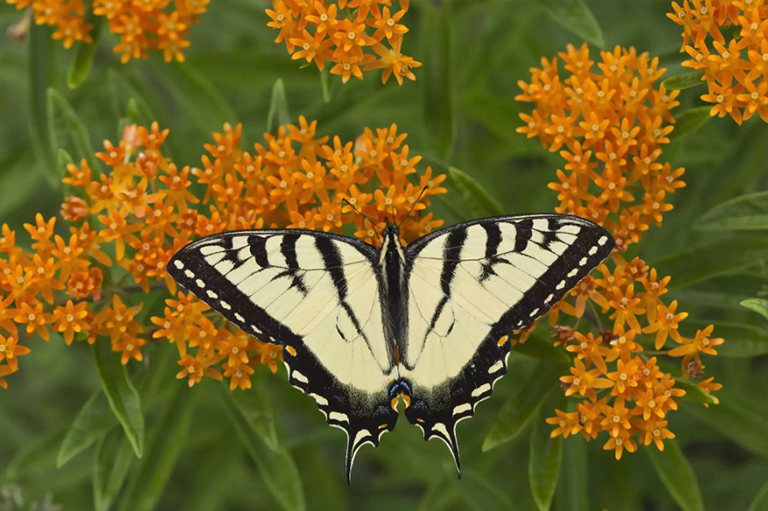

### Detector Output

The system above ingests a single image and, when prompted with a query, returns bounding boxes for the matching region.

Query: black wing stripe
[248,235,270,267]
[513,218,533,253]
[440,228,467,296]
[316,236,348,299]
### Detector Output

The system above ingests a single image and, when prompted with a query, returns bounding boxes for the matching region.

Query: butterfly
[167,213,614,481]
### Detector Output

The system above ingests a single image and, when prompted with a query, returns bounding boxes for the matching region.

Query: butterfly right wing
[168,230,399,480]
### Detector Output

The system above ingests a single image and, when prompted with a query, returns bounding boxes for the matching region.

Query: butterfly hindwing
[168,230,399,481]
[401,214,614,470]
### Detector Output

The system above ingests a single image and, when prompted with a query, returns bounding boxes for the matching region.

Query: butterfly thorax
[378,225,407,360]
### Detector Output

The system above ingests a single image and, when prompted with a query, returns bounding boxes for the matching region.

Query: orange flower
[52,300,91,345]
[267,0,420,84]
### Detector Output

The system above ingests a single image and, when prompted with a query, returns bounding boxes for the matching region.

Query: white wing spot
[234,312,245,322]
[220,300,231,310]
[453,403,472,416]
[488,360,504,374]
[195,279,206,288]
[579,257,588,266]
[545,293,554,303]
[589,246,598,255]
[568,268,579,277]
[529,308,539,317]
[432,423,450,438]
[207,290,218,299]
[472,383,491,398]
[311,393,329,406]
[184,269,194,278]
[292,371,309,384]
[598,236,608,246]
[556,280,566,290]
[329,411,349,423]
[173,260,184,269]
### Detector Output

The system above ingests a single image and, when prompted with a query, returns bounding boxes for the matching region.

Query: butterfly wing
[401,214,614,471]
[168,230,398,480]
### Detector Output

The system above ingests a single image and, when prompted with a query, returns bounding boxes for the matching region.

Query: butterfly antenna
[397,186,428,228]
[342,198,383,245]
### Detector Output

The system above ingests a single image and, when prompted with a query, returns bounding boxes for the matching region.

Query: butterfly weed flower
[6,0,208,63]
[668,0,768,123]
[266,0,421,84]
[0,118,445,391]
[516,43,722,459]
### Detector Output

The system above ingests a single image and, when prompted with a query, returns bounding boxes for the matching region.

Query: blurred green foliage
[0,1,767,510]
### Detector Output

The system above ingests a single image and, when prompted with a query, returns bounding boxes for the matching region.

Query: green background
[1,1,767,510]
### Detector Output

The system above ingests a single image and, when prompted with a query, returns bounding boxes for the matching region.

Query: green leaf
[448,166,505,219]
[320,68,333,103]
[682,395,768,458]
[483,361,562,452]
[515,333,570,364]
[670,106,712,141]
[267,78,292,133]
[540,0,606,49]
[220,385,306,511]
[661,70,705,90]
[119,386,195,511]
[57,391,117,467]
[557,436,589,511]
[696,191,768,231]
[230,378,280,452]
[685,320,768,357]
[672,377,717,406]
[652,236,768,289]
[28,23,57,181]
[646,439,704,511]
[741,298,768,320]
[47,88,103,174]
[67,15,104,88]
[749,481,768,511]
[93,427,134,511]
[529,405,563,511]
[422,5,456,160]
[93,340,144,458]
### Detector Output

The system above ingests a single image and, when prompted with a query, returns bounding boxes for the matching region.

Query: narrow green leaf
[267,78,291,133]
[529,405,563,511]
[696,191,768,231]
[47,88,103,174]
[28,23,57,180]
[672,377,717,405]
[670,106,712,141]
[93,427,134,511]
[682,396,768,458]
[540,0,606,49]
[483,362,562,452]
[93,340,144,458]
[749,480,768,511]
[230,378,280,452]
[661,70,705,90]
[652,236,768,289]
[685,320,768,357]
[67,15,104,88]
[220,385,306,511]
[119,386,195,511]
[557,436,588,511]
[646,439,704,511]
[320,68,333,103]
[515,333,570,364]
[448,166,505,219]
[422,5,455,160]
[57,391,116,467]
[741,298,768,320]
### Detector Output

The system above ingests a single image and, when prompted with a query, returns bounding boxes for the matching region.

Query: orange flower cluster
[266,0,421,84]
[516,43,722,459]
[6,0,208,62]
[669,0,768,124]
[0,119,445,390]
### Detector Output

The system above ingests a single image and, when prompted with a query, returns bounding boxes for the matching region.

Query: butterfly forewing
[168,230,399,480]
[401,214,614,469]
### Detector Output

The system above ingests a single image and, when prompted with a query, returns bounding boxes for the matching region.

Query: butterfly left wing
[168,230,399,481]
[401,214,614,472]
